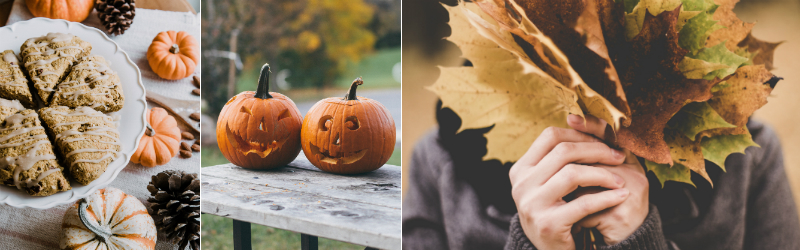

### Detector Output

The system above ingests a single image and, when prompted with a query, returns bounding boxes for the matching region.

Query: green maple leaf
[646,160,695,187]
[686,42,749,80]
[668,102,736,141]
[679,57,729,79]
[679,11,723,54]
[701,131,759,171]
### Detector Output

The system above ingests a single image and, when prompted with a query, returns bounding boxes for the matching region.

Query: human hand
[567,115,650,246]
[509,115,629,250]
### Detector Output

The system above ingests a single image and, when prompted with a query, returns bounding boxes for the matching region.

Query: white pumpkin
[60,187,157,250]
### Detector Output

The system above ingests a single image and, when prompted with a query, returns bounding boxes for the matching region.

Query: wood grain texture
[201,156,401,250]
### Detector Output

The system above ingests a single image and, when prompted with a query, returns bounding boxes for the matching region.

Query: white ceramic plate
[0,18,147,209]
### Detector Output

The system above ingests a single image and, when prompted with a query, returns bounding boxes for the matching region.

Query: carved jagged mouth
[309,143,367,165]
[226,124,288,158]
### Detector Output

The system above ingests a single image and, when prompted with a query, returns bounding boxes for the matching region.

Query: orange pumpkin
[132,107,181,167]
[60,187,157,250]
[25,0,94,22]
[217,63,303,169]
[300,77,396,174]
[146,31,199,80]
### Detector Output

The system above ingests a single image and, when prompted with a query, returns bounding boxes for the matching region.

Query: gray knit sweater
[402,120,800,249]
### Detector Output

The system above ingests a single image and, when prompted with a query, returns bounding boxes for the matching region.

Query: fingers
[510,127,600,178]
[528,142,625,185]
[556,188,629,225]
[567,114,609,141]
[538,164,624,201]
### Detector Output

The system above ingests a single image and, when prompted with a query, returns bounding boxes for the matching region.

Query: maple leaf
[496,0,632,128]
[615,5,720,164]
[705,0,754,51]
[667,101,735,140]
[645,160,694,188]
[427,2,583,162]
[679,57,729,79]
[701,131,759,171]
[704,65,776,137]
[738,33,783,71]
[685,42,748,80]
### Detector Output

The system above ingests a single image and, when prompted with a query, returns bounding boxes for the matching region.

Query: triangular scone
[20,33,91,104]
[0,100,71,196]
[0,98,25,120]
[51,56,124,113]
[0,51,34,108]
[39,106,120,185]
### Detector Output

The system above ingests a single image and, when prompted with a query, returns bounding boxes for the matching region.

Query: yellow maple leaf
[427,2,583,162]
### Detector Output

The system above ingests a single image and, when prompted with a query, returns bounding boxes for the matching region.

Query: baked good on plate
[19,33,91,105]
[0,50,34,107]
[51,56,124,112]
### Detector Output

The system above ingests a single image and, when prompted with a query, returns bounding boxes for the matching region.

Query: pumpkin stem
[78,199,113,243]
[344,77,363,101]
[145,124,155,137]
[255,63,273,99]
[169,44,180,54]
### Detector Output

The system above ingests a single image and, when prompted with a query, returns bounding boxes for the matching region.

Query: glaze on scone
[51,56,124,112]
[0,50,34,107]
[39,106,120,185]
[20,33,91,105]
[0,100,71,196]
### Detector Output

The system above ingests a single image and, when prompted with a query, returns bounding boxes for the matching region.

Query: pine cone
[95,0,136,36]
[147,170,200,250]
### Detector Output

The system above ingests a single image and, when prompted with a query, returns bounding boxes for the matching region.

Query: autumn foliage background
[402,0,800,217]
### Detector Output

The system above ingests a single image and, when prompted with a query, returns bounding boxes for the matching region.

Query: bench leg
[233,219,252,250]
[365,247,379,250]
[301,234,318,250]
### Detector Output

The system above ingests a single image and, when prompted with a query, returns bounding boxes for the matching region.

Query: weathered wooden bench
[201,155,401,250]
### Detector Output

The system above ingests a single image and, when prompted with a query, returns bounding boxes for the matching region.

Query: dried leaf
[679,57,729,79]
[665,129,710,185]
[686,42,748,80]
[428,2,582,162]
[705,0,754,50]
[679,11,723,54]
[738,33,783,71]
[615,6,720,164]
[646,160,695,188]
[703,65,775,137]
[701,130,759,171]
[667,101,735,141]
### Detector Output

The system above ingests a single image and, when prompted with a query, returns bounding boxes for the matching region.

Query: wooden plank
[201,158,402,250]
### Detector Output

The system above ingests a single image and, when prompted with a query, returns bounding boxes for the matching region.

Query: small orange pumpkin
[217,63,303,169]
[146,31,199,80]
[60,187,157,250]
[300,77,396,174]
[26,0,94,22]
[132,107,181,167]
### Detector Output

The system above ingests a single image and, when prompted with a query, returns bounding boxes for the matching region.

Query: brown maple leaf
[706,0,754,51]
[703,65,776,138]
[615,5,722,164]
[738,33,783,71]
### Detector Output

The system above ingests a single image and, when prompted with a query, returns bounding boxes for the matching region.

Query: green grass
[335,48,401,89]
[201,145,400,248]
[201,214,363,250]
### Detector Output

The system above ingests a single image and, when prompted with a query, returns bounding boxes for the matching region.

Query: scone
[39,106,120,185]
[0,50,34,107]
[20,33,91,105]
[0,99,71,196]
[51,56,124,113]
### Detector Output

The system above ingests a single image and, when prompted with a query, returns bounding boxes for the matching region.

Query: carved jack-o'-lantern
[301,77,396,174]
[216,64,303,169]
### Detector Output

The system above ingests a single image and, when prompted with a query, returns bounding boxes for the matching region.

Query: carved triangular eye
[240,106,253,115]
[277,109,291,120]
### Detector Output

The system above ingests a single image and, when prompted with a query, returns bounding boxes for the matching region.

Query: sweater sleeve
[505,205,677,250]
[743,124,800,249]
[402,132,449,250]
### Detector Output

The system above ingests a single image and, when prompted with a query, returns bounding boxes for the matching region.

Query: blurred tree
[201,0,378,116]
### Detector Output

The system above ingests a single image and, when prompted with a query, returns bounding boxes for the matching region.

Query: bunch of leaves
[428,0,782,187]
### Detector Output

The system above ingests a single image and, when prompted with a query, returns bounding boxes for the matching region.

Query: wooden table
[201,156,402,250]
[0,0,195,26]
